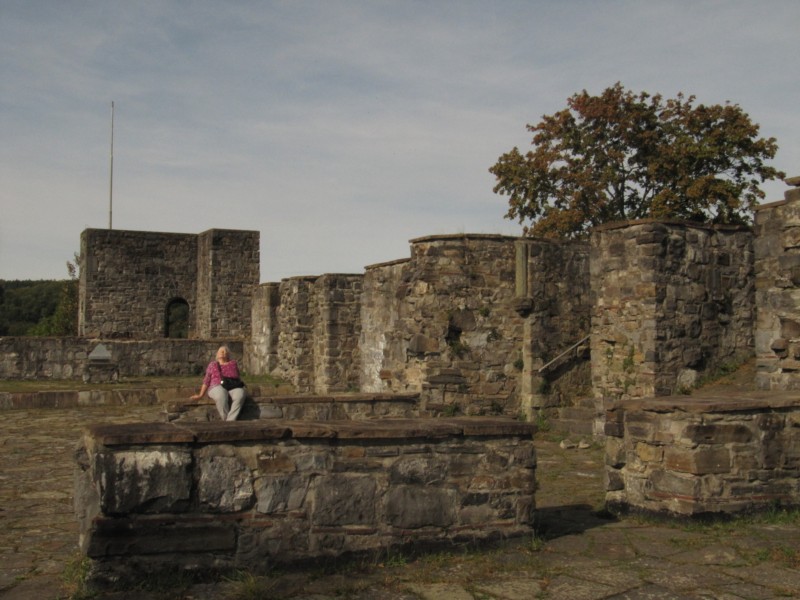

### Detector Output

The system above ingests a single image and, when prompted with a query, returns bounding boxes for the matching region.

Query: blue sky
[2,1,798,282]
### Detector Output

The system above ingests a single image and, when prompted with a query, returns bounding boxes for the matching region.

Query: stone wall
[591,221,754,405]
[514,238,592,425]
[79,228,259,340]
[605,393,800,516]
[265,274,363,393]
[753,177,800,390]
[312,274,363,393]
[360,235,524,416]
[195,229,260,339]
[75,417,536,584]
[245,283,280,374]
[0,337,242,379]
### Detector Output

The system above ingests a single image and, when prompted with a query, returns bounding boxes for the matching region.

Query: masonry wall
[605,394,800,516]
[195,229,260,339]
[79,228,259,340]
[312,274,363,393]
[245,283,280,375]
[514,239,592,426]
[266,274,363,393]
[75,418,536,584]
[0,337,242,379]
[753,179,800,390]
[79,230,199,338]
[590,221,754,405]
[360,235,524,416]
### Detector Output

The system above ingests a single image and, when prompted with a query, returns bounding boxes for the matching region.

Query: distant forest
[0,279,78,336]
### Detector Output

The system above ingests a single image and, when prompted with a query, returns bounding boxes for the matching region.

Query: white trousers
[207,385,246,421]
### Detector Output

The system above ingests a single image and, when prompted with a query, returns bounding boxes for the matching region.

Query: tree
[27,255,80,336]
[490,83,785,238]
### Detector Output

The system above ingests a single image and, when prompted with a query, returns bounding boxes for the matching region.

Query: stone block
[197,455,255,512]
[97,449,192,513]
[683,424,754,445]
[664,447,730,475]
[635,442,663,463]
[649,469,700,498]
[86,518,236,557]
[385,485,457,529]
[312,474,377,526]
[255,474,310,513]
[604,468,625,492]
[389,456,448,485]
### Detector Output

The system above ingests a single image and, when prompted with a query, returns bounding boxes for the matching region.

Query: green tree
[490,83,785,238]
[0,280,63,335]
[27,255,80,336]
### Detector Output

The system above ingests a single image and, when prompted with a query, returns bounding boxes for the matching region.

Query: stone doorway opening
[165,298,189,338]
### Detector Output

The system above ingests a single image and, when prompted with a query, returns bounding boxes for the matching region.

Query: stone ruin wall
[79,228,259,340]
[0,337,242,380]
[753,177,800,390]
[590,221,755,408]
[75,418,536,583]
[247,222,773,427]
[364,235,525,415]
[195,229,261,340]
[251,235,537,416]
[515,239,592,426]
[79,230,199,338]
[605,395,800,516]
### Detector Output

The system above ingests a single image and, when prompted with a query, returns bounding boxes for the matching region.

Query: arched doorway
[165,298,190,338]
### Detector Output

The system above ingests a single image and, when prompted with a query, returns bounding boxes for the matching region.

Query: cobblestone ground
[1,403,800,599]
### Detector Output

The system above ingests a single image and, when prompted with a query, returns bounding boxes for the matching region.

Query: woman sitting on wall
[191,345,246,421]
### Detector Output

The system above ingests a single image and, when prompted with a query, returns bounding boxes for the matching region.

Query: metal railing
[537,334,591,374]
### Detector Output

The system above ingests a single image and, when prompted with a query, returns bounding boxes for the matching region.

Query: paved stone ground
[1,402,799,599]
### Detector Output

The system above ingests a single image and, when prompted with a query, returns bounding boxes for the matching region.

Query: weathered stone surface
[607,400,800,516]
[86,518,236,557]
[313,474,377,526]
[77,417,536,579]
[683,424,753,445]
[197,455,254,512]
[80,228,259,340]
[255,474,310,513]
[96,449,192,513]
[385,485,457,529]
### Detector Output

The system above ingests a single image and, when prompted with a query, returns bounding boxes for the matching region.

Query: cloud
[1,0,798,281]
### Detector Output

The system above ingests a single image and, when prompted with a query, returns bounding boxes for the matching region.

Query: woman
[191,346,246,421]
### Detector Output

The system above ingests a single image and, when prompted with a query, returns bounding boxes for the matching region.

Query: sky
[1,1,798,283]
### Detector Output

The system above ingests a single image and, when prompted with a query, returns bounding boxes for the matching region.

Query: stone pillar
[754,176,800,390]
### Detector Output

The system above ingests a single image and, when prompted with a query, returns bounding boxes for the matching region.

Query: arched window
[165,298,190,338]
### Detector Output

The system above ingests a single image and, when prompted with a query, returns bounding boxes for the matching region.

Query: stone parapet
[605,393,800,516]
[75,417,537,585]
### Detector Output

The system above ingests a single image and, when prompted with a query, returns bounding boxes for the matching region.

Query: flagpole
[109,101,114,229]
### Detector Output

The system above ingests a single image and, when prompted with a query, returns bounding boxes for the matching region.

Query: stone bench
[605,392,800,516]
[75,417,536,585]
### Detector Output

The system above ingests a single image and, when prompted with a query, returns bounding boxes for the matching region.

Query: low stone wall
[167,392,422,422]
[0,337,243,380]
[605,393,800,516]
[75,417,536,585]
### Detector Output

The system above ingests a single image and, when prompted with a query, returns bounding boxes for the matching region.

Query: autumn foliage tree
[490,83,785,238]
